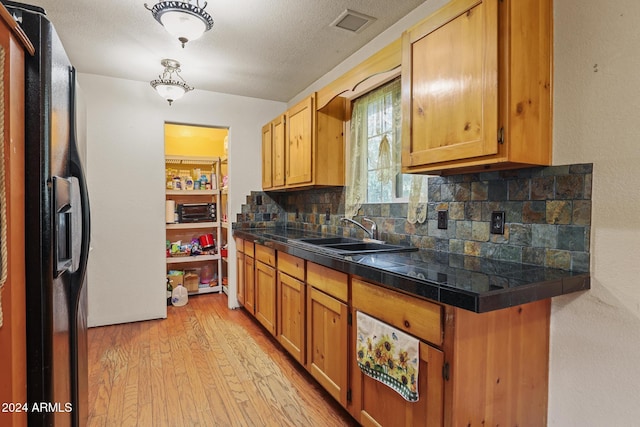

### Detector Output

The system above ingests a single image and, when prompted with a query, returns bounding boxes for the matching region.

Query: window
[346,78,428,223]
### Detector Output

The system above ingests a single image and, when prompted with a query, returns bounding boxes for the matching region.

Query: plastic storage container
[171,283,188,307]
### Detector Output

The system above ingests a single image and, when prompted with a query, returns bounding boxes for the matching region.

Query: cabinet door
[356,341,444,427]
[286,95,314,186]
[272,115,286,188]
[244,256,255,315]
[306,287,348,406]
[236,251,245,306]
[255,260,277,335]
[277,272,305,364]
[261,122,273,189]
[402,0,498,169]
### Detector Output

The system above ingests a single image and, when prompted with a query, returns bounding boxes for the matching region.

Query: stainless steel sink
[291,237,417,255]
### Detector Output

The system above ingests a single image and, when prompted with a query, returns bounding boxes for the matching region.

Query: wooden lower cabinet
[354,340,444,427]
[255,260,277,335]
[306,286,349,406]
[236,249,245,306]
[233,242,550,426]
[244,255,255,315]
[351,277,550,427]
[351,278,445,426]
[276,271,305,364]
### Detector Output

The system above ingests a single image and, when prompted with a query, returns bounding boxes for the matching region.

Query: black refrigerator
[3,2,91,426]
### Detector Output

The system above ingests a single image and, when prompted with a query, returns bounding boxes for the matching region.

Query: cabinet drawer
[255,244,275,267]
[244,241,254,258]
[235,237,244,253]
[307,262,348,302]
[278,252,305,281]
[352,278,443,347]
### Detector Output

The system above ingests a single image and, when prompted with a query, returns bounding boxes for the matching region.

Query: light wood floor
[87,293,358,427]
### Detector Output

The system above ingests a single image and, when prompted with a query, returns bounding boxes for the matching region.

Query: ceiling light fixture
[150,59,193,105]
[145,1,214,48]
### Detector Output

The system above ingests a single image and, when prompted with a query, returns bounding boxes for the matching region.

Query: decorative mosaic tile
[556,175,584,200]
[471,221,490,242]
[449,202,465,220]
[456,220,473,240]
[531,176,555,200]
[508,178,530,201]
[234,164,592,272]
[523,201,546,223]
[572,200,592,225]
[546,200,572,225]
[545,249,571,270]
[557,225,586,252]
[532,224,558,248]
[471,181,488,200]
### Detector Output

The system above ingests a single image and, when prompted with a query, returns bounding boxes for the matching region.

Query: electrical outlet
[325,208,331,222]
[295,208,299,219]
[437,210,448,230]
[491,211,505,234]
[256,195,262,205]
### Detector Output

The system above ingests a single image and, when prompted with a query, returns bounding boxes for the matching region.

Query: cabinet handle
[498,126,505,144]
[404,320,410,328]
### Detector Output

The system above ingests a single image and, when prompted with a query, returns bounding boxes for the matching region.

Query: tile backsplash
[234,164,592,271]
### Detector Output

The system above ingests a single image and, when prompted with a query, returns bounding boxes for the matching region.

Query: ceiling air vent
[331,9,376,33]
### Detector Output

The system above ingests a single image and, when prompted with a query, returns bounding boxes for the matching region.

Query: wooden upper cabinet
[262,93,345,191]
[262,115,286,190]
[272,115,286,188]
[402,0,552,174]
[261,123,273,189]
[286,95,314,186]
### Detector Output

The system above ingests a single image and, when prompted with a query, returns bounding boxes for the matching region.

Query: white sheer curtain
[345,78,428,223]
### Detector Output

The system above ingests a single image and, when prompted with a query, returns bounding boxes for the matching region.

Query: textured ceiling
[20,0,426,102]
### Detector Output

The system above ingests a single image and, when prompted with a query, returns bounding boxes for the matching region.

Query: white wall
[292,0,640,424]
[79,73,285,327]
[549,0,640,424]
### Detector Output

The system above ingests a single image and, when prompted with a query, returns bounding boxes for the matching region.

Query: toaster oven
[177,203,217,223]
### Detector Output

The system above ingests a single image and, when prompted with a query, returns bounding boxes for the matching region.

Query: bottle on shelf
[166,277,173,306]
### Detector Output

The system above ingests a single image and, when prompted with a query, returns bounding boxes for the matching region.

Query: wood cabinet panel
[306,262,348,302]
[272,115,286,188]
[255,260,277,336]
[277,272,305,364]
[244,255,255,315]
[236,251,245,306]
[356,341,444,427]
[244,241,254,258]
[277,252,305,281]
[0,8,31,425]
[261,122,272,189]
[403,0,498,168]
[444,299,550,426]
[262,94,345,191]
[352,278,443,347]
[286,96,314,186]
[306,287,349,406]
[255,244,275,268]
[401,0,552,174]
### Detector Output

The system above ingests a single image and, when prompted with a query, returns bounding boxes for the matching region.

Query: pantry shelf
[166,254,220,264]
[166,222,219,230]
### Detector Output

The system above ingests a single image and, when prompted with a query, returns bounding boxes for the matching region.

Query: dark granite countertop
[232,227,590,313]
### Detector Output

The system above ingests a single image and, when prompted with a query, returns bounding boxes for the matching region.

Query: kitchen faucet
[340,217,379,241]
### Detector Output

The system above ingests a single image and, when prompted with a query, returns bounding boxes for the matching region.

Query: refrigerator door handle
[68,66,91,286]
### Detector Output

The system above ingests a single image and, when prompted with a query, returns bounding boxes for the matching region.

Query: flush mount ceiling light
[150,59,194,105]
[145,0,214,48]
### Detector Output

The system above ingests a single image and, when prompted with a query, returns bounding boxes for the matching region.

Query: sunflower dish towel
[356,311,419,402]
